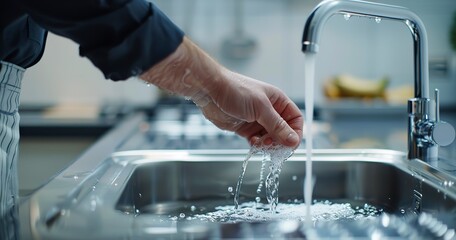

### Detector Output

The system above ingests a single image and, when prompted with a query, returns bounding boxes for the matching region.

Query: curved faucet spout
[301,0,429,99]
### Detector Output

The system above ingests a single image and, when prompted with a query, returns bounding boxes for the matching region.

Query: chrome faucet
[301,0,455,162]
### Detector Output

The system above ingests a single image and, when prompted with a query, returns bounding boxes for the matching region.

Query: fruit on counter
[384,85,413,105]
[323,79,341,99]
[324,75,390,99]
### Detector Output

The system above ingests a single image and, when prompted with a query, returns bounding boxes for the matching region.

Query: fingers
[200,102,245,131]
[224,90,302,148]
[234,122,265,143]
[258,97,303,147]
[256,107,301,148]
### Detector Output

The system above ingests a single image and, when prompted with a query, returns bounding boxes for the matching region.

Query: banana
[323,79,341,99]
[333,75,389,98]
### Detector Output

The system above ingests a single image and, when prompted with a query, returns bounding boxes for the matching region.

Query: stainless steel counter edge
[19,112,147,239]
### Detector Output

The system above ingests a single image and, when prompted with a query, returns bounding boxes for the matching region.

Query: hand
[200,70,303,148]
[140,37,303,148]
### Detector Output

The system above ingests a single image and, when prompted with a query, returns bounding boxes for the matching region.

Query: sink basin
[29,149,456,239]
[116,150,453,215]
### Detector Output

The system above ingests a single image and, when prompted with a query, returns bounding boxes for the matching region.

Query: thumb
[257,107,300,147]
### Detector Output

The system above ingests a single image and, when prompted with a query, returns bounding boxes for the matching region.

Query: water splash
[233,144,294,212]
[234,148,256,209]
[256,156,268,194]
[265,157,283,212]
[191,200,382,223]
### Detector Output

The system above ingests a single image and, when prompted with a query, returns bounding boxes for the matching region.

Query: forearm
[139,36,223,106]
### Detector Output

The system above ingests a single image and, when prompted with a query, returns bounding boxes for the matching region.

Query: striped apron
[0,61,23,239]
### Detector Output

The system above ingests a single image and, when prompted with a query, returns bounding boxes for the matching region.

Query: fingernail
[263,137,273,146]
[250,136,261,146]
[286,132,299,144]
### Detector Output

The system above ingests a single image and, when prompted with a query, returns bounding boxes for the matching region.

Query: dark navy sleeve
[18,0,184,81]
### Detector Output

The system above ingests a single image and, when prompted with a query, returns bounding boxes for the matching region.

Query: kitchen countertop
[18,104,138,137]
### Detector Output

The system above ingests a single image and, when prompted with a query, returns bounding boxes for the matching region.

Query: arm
[140,37,303,148]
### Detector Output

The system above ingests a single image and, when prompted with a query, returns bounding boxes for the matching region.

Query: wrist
[139,36,223,106]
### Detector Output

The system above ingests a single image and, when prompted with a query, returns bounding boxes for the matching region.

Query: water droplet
[400,209,405,214]
[73,175,79,180]
[292,175,298,181]
[443,181,452,187]
[190,206,196,212]
[375,17,382,23]
[255,197,261,203]
[344,13,351,20]
[228,186,233,193]
[179,213,186,218]
[90,199,97,211]
[138,193,142,198]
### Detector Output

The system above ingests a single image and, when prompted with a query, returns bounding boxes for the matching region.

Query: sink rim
[111,148,407,164]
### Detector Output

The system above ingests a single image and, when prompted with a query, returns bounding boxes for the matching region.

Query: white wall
[21,0,456,107]
[21,34,158,107]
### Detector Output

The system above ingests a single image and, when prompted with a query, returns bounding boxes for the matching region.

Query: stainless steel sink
[26,149,456,239]
[116,150,455,216]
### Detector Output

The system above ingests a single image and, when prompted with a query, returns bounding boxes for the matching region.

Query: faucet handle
[431,89,455,146]
[432,122,455,146]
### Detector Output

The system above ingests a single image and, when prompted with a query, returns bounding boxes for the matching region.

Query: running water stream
[304,53,316,225]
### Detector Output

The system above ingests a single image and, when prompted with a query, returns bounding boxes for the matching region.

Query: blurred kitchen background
[18,0,456,194]
[21,0,456,107]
